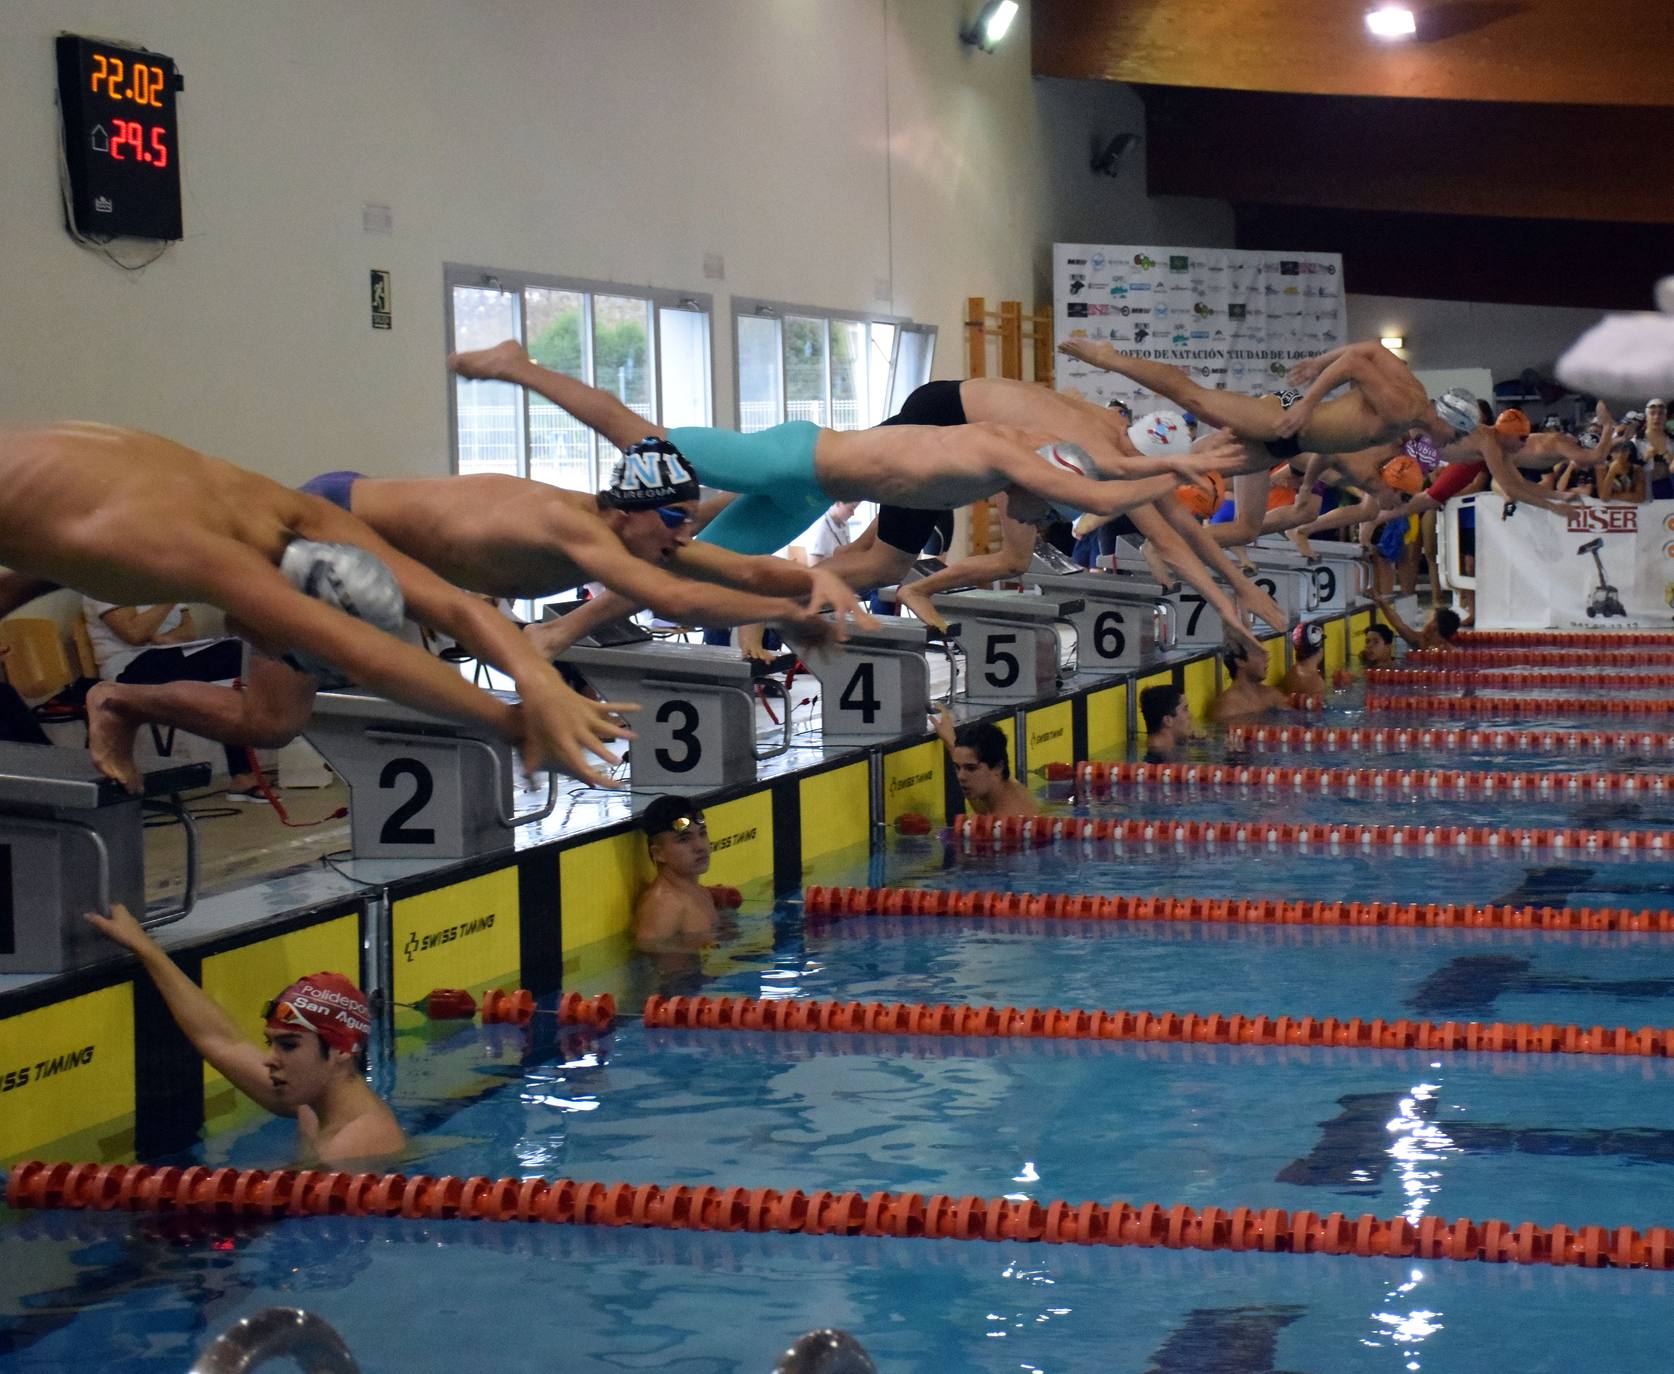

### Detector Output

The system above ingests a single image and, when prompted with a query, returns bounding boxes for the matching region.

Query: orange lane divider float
[1454,630,1674,648]
[1074,759,1674,798]
[8,1160,1672,1272]
[802,885,1674,934]
[1411,648,1674,668]
[948,811,1669,855]
[1369,668,1674,690]
[419,990,617,1028]
[1226,724,1674,755]
[1367,693,1674,718]
[643,992,1674,1061]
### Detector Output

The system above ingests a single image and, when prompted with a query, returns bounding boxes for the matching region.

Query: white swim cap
[1433,389,1480,436]
[279,540,406,686]
[1034,442,1095,521]
[1130,410,1190,456]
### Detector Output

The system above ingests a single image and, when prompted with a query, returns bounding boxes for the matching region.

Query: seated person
[0,642,50,745]
[1372,592,1462,650]
[633,795,721,952]
[1140,683,1195,762]
[935,706,1038,817]
[83,597,260,795]
[85,902,403,1165]
[1214,641,1288,721]
[1283,622,1328,697]
[1361,622,1398,669]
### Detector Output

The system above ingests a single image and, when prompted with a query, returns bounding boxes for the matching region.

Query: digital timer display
[56,34,183,241]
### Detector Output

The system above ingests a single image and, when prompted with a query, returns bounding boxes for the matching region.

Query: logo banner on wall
[1475,494,1674,630]
[1054,243,1348,411]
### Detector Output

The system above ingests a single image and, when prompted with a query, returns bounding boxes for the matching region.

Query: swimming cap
[1267,482,1299,513]
[265,972,371,1055]
[1174,471,1226,520]
[1035,442,1097,520]
[602,438,701,511]
[642,793,705,839]
[279,540,407,686]
[1130,410,1190,456]
[1379,455,1424,494]
[1291,621,1325,657]
[1494,408,1532,439]
[1433,389,1480,436]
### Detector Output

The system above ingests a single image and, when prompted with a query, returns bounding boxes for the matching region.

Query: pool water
[8,689,1674,1373]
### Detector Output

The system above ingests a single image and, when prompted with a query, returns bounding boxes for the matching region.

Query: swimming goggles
[654,507,691,530]
[668,814,706,835]
[262,998,322,1035]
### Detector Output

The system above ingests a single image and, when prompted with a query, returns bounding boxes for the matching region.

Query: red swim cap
[266,972,371,1055]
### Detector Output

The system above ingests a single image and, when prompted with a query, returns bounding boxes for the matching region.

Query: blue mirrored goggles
[654,506,691,530]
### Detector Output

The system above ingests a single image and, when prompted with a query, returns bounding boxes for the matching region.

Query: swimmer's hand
[515,678,637,789]
[802,568,878,642]
[84,902,153,955]
[1271,395,1316,440]
[895,584,949,633]
[1285,354,1328,388]
[932,703,957,750]
[1187,430,1251,474]
[1057,339,1107,368]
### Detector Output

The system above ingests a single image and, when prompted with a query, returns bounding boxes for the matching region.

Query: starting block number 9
[1312,565,1337,603]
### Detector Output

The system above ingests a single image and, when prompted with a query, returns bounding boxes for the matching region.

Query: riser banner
[1054,244,1348,411]
[1476,494,1674,630]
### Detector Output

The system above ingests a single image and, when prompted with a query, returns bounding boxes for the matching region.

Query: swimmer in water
[0,423,633,790]
[633,796,722,953]
[935,706,1038,818]
[86,902,404,1165]
[1140,683,1195,763]
[1213,639,1289,721]
[1283,622,1328,698]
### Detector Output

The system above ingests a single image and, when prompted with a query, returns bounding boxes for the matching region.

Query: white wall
[1348,293,1609,399]
[2,0,1233,487]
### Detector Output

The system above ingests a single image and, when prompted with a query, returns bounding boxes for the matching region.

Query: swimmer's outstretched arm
[291,496,634,784]
[448,341,668,452]
[1143,500,1287,642]
[1472,434,1582,516]
[85,903,290,1116]
[1290,491,1376,539]
[1369,591,1423,648]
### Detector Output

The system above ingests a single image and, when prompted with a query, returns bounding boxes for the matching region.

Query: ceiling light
[1381,335,1406,350]
[962,1,1019,52]
[1365,7,1417,39]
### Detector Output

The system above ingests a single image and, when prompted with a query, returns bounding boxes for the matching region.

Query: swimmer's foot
[1140,545,1175,588]
[85,683,144,795]
[447,339,530,382]
[896,585,949,633]
[1285,527,1318,560]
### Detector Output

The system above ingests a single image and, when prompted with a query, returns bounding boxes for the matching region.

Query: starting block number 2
[378,757,437,845]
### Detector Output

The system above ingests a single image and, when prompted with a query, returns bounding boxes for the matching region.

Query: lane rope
[1411,648,1674,668]
[1454,631,1674,648]
[1369,668,1674,689]
[1367,693,1674,717]
[949,811,1670,855]
[1226,724,1674,754]
[1074,759,1674,797]
[803,884,1674,933]
[7,1160,1669,1271]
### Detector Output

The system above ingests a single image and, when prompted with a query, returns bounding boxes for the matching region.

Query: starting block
[0,743,207,974]
[797,617,935,744]
[1101,549,1231,649]
[1020,572,1174,675]
[305,689,557,861]
[932,590,1083,704]
[1236,547,1321,624]
[1249,539,1366,618]
[560,641,787,794]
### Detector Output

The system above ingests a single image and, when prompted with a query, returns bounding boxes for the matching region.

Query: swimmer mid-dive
[0,423,632,790]
[86,902,405,1165]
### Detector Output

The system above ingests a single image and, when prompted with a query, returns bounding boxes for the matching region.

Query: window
[732,299,935,433]
[445,265,713,490]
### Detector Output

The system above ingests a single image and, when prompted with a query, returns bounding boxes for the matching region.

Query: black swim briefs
[877,505,956,556]
[878,379,968,429]
[1265,389,1304,460]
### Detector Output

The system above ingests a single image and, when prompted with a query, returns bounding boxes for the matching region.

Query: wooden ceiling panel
[1140,87,1674,225]
[1033,0,1674,108]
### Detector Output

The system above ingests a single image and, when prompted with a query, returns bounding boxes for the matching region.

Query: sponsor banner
[391,867,520,1010]
[1476,496,1674,630]
[701,791,775,891]
[798,762,870,864]
[1085,683,1128,758]
[0,984,133,1162]
[1024,702,1073,773]
[1055,243,1347,414]
[560,832,649,955]
[882,740,943,825]
[201,914,360,1131]
[1325,617,1349,676]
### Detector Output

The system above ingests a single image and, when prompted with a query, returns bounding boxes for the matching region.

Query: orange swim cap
[1173,471,1226,519]
[1267,483,1299,513]
[1379,454,1424,494]
[1494,408,1532,439]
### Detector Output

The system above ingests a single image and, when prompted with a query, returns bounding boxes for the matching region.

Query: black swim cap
[602,438,701,511]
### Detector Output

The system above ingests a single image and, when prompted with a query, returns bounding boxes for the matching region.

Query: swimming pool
[7,688,1674,1372]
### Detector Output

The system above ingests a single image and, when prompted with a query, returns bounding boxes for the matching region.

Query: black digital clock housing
[56,34,183,241]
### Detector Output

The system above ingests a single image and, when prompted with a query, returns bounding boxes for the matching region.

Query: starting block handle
[139,800,200,930]
[1052,617,1080,677]
[363,728,559,830]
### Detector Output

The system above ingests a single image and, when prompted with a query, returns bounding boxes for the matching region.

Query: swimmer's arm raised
[84,904,289,1115]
